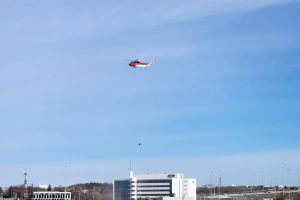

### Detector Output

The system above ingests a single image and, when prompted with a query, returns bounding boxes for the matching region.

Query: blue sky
[0,0,300,186]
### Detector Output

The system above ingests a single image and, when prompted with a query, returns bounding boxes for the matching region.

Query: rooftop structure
[32,191,71,200]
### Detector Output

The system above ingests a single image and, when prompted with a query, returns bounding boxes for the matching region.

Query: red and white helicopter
[128,59,153,68]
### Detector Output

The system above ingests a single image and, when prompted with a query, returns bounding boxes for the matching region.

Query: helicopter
[129,59,153,68]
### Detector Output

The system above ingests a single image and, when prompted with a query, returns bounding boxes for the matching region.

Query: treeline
[1,185,42,198]
[0,182,113,200]
[68,182,112,200]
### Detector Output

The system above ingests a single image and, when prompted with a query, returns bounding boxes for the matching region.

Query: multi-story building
[114,171,196,200]
[31,191,71,200]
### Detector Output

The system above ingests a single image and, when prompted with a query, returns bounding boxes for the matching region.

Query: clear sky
[0,0,300,187]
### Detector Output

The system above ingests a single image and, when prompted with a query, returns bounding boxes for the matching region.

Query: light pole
[281,166,284,196]
[218,176,221,196]
[249,168,253,193]
[64,165,67,200]
[297,168,300,189]
[287,168,290,199]
[209,169,212,196]
[213,168,216,196]
[274,168,277,194]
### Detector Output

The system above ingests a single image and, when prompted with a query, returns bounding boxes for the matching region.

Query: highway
[198,189,300,199]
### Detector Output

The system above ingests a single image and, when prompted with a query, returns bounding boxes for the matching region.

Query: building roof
[131,173,184,179]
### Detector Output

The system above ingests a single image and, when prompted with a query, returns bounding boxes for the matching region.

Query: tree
[48,185,52,191]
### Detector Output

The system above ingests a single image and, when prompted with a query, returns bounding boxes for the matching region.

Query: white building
[114,172,196,200]
[32,192,71,200]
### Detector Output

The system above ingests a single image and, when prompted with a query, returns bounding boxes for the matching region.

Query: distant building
[32,191,71,200]
[114,171,196,200]
[38,185,49,190]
